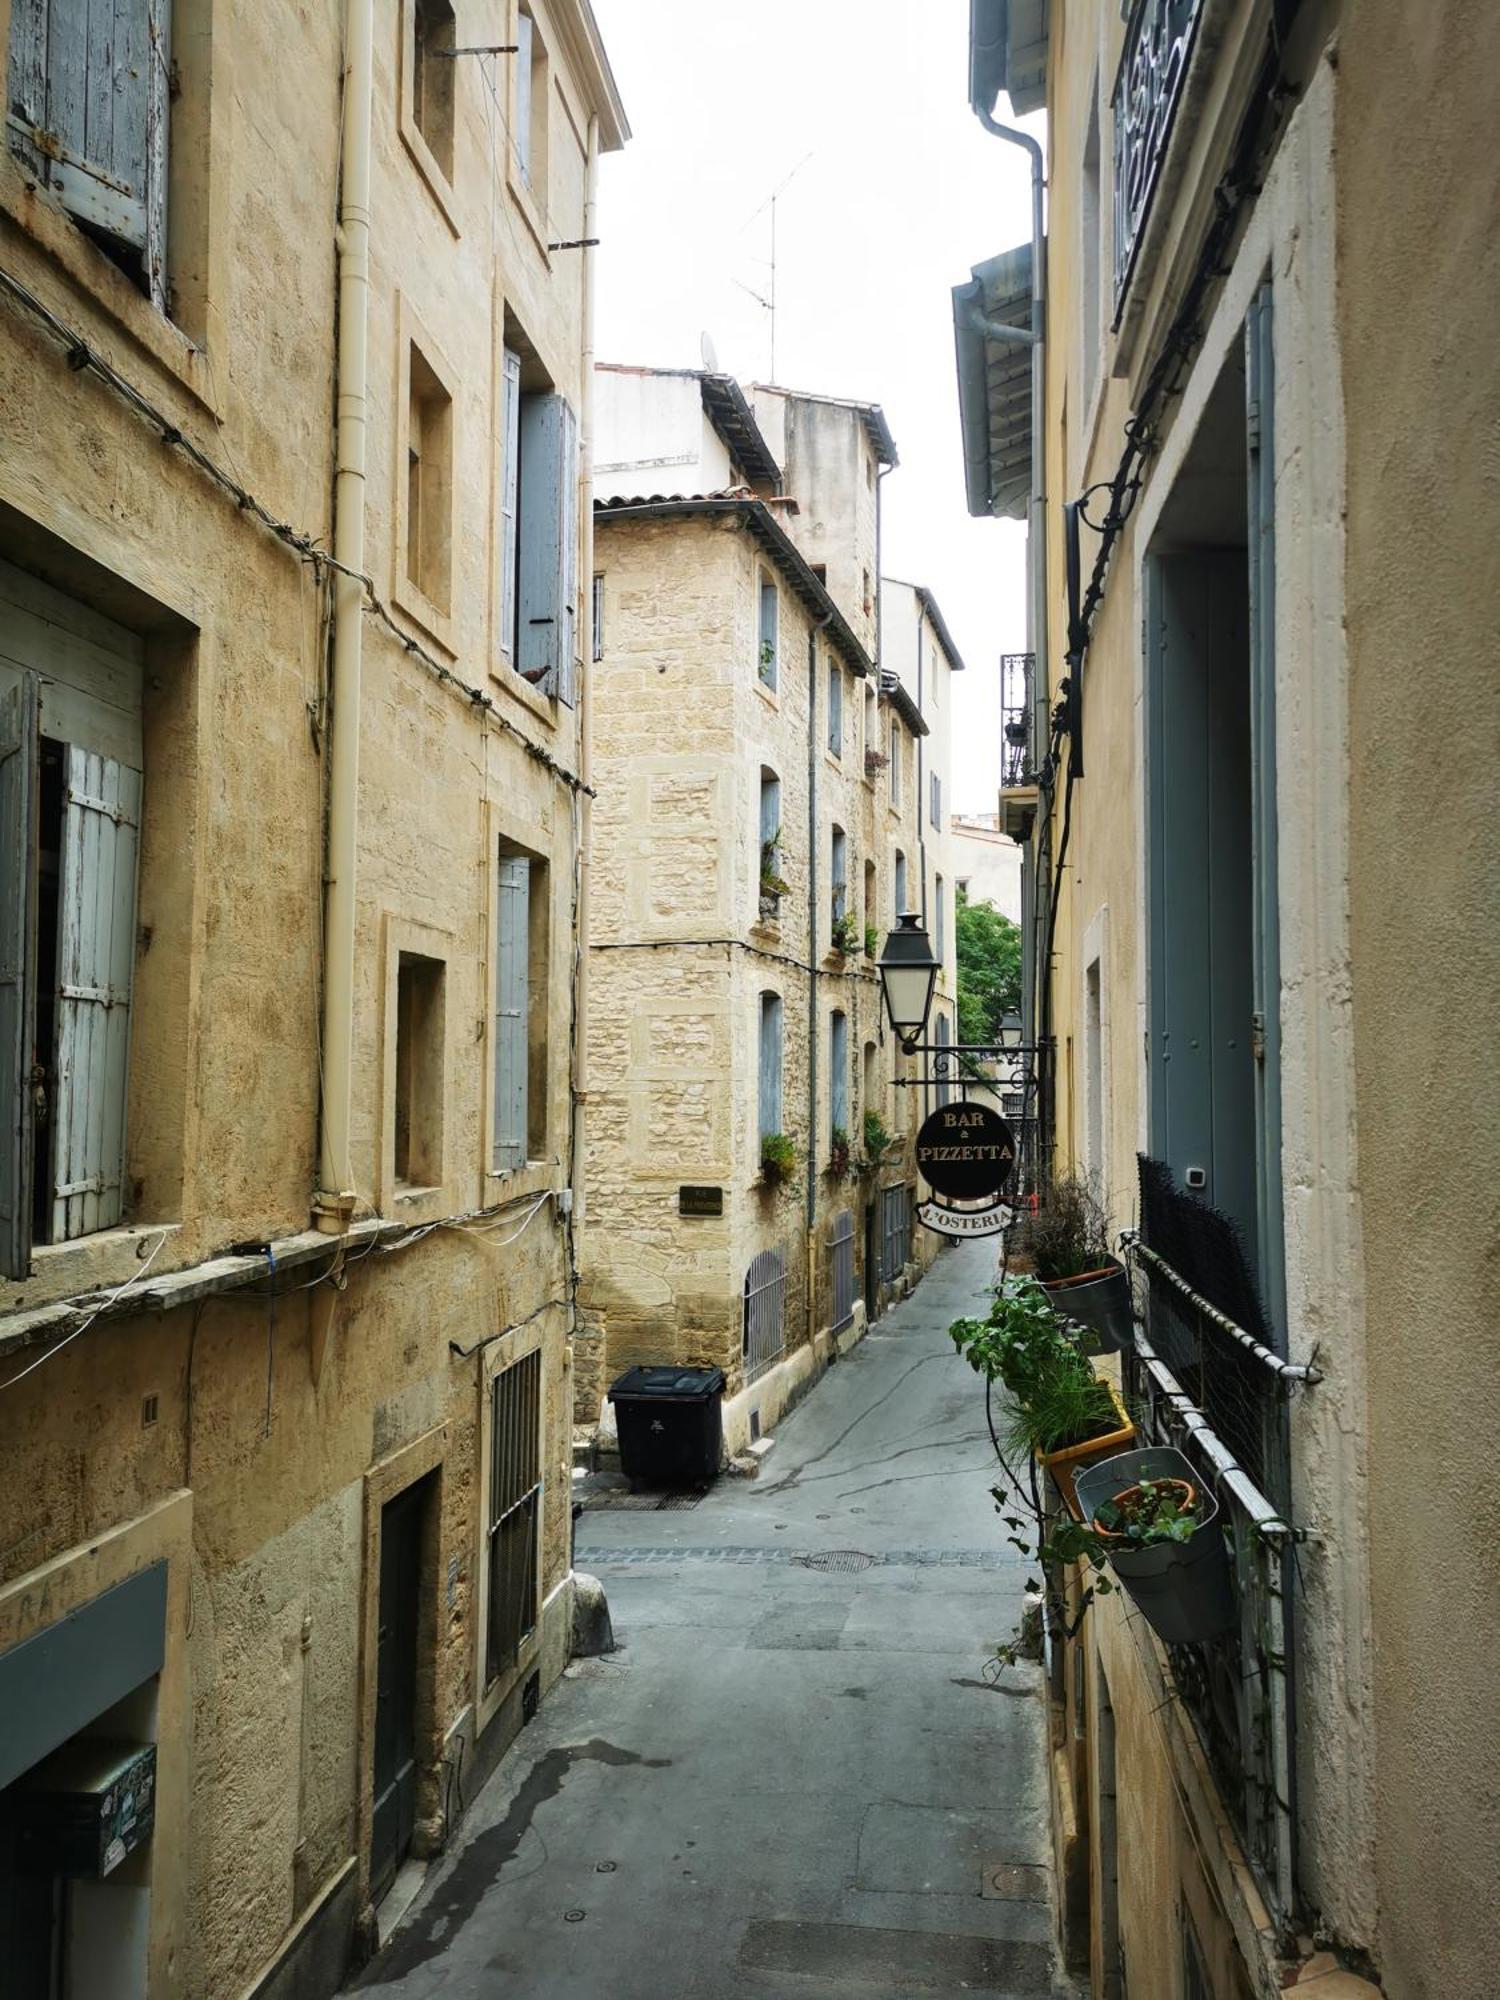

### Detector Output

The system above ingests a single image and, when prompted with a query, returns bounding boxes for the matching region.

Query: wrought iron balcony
[999,652,1039,839]
[1113,0,1209,315]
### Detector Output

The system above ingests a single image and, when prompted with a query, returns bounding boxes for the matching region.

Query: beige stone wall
[0,0,621,1992]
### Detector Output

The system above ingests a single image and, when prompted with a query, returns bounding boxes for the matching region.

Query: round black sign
[915,1102,1016,1203]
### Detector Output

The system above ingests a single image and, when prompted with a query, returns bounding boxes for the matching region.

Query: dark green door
[372,1483,424,1899]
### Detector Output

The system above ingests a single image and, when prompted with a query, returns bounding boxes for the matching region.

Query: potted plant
[759,831,790,917]
[950,1276,1134,1519]
[863,920,880,959]
[864,747,888,779]
[760,1132,796,1188]
[830,911,859,957]
[862,1109,892,1168]
[1024,1176,1133,1353]
[828,1126,852,1179]
[1073,1445,1236,1644]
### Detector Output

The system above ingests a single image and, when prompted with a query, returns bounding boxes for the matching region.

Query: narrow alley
[354,1239,1059,2000]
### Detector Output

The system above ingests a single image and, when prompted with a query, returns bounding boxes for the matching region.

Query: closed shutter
[7,0,170,300]
[516,392,577,700]
[0,673,39,1278]
[830,1012,848,1134]
[758,993,782,1139]
[50,746,141,1242]
[499,347,521,667]
[827,664,841,753]
[493,856,530,1171]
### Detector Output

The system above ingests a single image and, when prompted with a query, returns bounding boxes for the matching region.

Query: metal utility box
[9,1738,156,1878]
[607,1365,726,1488]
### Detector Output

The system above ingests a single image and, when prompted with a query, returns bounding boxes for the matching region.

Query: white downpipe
[569,115,600,1225]
[317,0,373,1217]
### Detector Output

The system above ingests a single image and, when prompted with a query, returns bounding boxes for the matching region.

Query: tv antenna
[734,152,813,381]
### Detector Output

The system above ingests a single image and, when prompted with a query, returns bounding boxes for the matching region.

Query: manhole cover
[795,1550,876,1573]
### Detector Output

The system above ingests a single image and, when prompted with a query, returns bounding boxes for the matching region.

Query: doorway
[372,1479,430,1900]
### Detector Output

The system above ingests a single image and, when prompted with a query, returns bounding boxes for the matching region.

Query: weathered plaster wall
[1338,5,1500,1993]
[592,366,735,501]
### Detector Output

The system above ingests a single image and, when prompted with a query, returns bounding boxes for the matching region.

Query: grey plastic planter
[1043,1259,1132,1353]
[1074,1445,1236,1644]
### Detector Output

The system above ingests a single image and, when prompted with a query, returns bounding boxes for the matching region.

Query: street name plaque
[678,1185,724,1218]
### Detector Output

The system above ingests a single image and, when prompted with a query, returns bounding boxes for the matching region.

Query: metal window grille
[742,1248,786,1384]
[880,1184,912,1282]
[487,1348,542,1684]
[829,1210,855,1335]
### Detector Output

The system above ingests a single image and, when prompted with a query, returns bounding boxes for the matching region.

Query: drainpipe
[806,606,833,1343]
[913,595,928,1126]
[569,115,600,1228]
[974,102,1049,1106]
[316,0,373,1226]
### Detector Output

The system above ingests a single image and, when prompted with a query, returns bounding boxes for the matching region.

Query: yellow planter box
[1036,1381,1135,1521]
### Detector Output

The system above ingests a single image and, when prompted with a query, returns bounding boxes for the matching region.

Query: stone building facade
[961,3,1499,1996]
[0,4,624,1995]
[578,371,950,1450]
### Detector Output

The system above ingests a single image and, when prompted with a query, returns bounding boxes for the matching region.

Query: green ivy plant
[862,1109,892,1165]
[863,920,880,958]
[1094,1476,1199,1545]
[830,911,860,956]
[760,1132,796,1187]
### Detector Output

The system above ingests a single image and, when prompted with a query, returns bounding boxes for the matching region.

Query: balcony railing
[1118,1194,1319,1932]
[1112,0,1209,314]
[1001,651,1037,790]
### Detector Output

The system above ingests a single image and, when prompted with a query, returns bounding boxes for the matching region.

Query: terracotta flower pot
[1036,1381,1135,1521]
[1074,1446,1236,1644]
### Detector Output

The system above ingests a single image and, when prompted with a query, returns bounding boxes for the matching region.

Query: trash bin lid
[608,1364,726,1402]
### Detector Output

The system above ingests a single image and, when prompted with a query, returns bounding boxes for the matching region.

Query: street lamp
[878,913,940,1051]
[998,1009,1023,1051]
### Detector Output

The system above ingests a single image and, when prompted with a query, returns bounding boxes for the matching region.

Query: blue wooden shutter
[555,397,579,707]
[758,578,777,687]
[0,673,39,1277]
[830,827,846,921]
[894,850,906,915]
[830,1011,848,1134]
[827,663,841,753]
[493,856,530,1171]
[499,347,521,667]
[51,745,141,1242]
[516,392,578,699]
[758,992,781,1138]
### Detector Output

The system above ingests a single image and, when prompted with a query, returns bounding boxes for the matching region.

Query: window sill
[0,165,222,419]
[505,165,553,269]
[754,677,779,711]
[399,116,461,239]
[483,1161,555,1208]
[489,662,559,732]
[391,571,457,658]
[20,1221,185,1313]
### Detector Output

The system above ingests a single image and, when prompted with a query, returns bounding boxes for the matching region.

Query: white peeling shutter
[517,393,564,689]
[499,347,521,668]
[0,673,39,1278]
[51,745,140,1242]
[493,856,529,1172]
[555,398,579,708]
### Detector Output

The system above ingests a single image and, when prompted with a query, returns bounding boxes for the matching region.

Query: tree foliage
[955,890,1022,1048]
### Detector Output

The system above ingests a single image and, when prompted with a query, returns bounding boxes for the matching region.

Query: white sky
[589,0,1043,815]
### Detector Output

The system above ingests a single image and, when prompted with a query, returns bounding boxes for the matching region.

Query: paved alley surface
[356,1238,1063,1999]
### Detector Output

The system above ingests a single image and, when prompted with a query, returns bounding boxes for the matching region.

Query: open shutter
[0,674,39,1278]
[493,856,529,1171]
[50,746,140,1243]
[555,398,579,707]
[516,394,563,689]
[499,347,521,667]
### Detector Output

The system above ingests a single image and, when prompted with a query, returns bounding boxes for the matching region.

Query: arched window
[743,1247,787,1383]
[759,768,782,914]
[830,824,847,932]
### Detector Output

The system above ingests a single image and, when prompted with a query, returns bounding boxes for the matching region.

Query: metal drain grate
[656,1492,705,1511]
[795,1550,876,1573]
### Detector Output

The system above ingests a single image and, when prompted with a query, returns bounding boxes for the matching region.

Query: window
[407,343,454,613]
[394,953,446,1189]
[864,859,877,941]
[863,685,877,771]
[757,574,779,689]
[500,341,579,703]
[486,1348,542,1683]
[930,769,942,830]
[2,643,143,1272]
[830,824,847,932]
[493,848,549,1172]
[514,6,548,196]
[591,573,604,663]
[894,849,907,918]
[827,662,843,755]
[758,991,783,1139]
[830,1010,849,1137]
[889,722,901,804]
[7,0,171,310]
[758,768,782,915]
[935,875,945,962]
[743,1247,786,1383]
[412,0,457,178]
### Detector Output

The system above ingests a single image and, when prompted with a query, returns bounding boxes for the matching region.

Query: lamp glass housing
[878,914,940,1043]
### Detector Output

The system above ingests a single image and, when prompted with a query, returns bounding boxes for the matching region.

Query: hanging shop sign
[914,1102,1016,1237]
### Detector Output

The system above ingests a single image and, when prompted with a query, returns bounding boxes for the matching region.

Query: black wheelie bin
[607,1365,726,1489]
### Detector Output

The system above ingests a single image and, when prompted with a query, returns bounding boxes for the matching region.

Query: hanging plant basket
[1036,1380,1135,1521]
[1073,1445,1236,1644]
[1041,1259,1133,1354]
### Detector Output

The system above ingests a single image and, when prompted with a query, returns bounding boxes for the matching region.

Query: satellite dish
[700,330,720,374]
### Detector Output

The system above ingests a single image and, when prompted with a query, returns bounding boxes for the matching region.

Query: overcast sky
[589,0,1044,815]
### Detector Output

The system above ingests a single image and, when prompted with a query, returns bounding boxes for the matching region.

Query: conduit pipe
[316,0,373,1221]
[569,114,600,1227]
[805,605,833,1345]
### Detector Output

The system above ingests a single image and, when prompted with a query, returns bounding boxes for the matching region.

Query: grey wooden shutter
[830,1011,848,1133]
[493,856,530,1171]
[0,673,39,1278]
[7,0,170,300]
[50,745,141,1242]
[499,347,521,668]
[758,992,782,1139]
[517,393,576,696]
[555,397,579,707]
[827,663,841,753]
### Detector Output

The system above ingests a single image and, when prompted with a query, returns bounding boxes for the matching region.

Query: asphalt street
[355,1236,1066,1999]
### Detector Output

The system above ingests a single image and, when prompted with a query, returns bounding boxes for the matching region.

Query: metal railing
[1121,1231,1304,1930]
[1000,652,1037,789]
[1113,0,1210,312]
[829,1210,855,1335]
